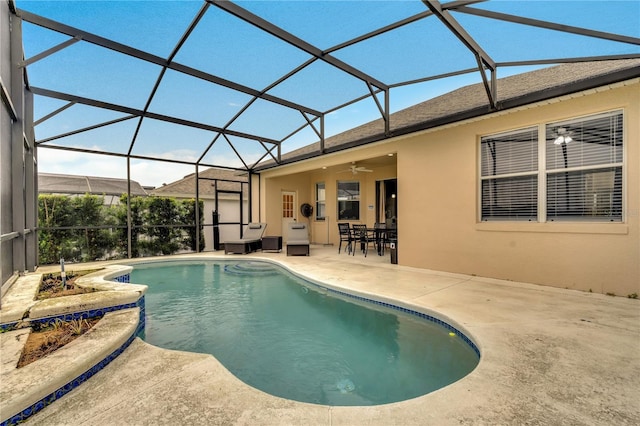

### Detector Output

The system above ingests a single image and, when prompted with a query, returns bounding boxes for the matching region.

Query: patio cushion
[224,223,267,254]
[286,222,309,256]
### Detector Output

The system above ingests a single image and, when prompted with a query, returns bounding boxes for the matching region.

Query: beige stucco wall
[399,81,639,295]
[259,143,398,243]
[258,80,639,296]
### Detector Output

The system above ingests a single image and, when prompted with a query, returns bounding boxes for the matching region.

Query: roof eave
[255,65,640,172]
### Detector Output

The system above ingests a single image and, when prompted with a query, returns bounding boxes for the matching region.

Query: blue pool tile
[113,273,131,283]
[1,317,141,425]
[300,277,480,358]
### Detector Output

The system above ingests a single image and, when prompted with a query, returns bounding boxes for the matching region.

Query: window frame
[479,109,624,223]
[544,111,624,222]
[479,126,539,222]
[315,182,325,221]
[337,180,360,221]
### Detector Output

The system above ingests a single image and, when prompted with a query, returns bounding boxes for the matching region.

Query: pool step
[223,262,278,276]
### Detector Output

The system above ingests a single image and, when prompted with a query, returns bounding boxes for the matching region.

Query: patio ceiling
[13,0,640,173]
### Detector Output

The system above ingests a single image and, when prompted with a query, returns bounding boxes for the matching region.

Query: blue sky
[18,0,640,187]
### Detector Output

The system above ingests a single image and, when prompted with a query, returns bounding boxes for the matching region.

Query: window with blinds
[337,181,359,221]
[479,110,624,223]
[315,182,326,221]
[546,111,623,221]
[480,127,538,221]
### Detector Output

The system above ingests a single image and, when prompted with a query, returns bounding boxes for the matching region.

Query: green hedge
[38,194,204,265]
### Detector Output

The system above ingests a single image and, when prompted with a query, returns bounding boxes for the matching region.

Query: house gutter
[254,66,640,172]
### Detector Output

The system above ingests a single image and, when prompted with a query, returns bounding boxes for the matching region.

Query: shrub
[38,193,204,264]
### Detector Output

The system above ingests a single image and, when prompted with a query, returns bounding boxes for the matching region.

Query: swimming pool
[131,260,479,406]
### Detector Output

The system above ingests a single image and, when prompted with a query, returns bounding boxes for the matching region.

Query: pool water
[132,260,479,406]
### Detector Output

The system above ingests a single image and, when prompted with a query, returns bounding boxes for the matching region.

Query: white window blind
[546,111,623,221]
[479,111,624,223]
[315,182,326,220]
[480,127,538,221]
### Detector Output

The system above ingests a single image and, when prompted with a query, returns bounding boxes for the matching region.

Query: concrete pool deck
[2,246,639,425]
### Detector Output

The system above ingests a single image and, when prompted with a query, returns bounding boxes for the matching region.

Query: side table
[261,236,282,252]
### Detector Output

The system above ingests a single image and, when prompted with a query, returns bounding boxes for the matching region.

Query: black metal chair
[373,222,387,255]
[337,223,353,254]
[351,223,372,257]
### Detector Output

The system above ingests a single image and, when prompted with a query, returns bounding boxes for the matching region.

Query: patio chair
[374,222,387,255]
[286,222,310,256]
[338,222,353,254]
[351,223,373,257]
[224,223,267,254]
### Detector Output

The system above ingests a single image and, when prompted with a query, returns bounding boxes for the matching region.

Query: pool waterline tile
[312,283,481,358]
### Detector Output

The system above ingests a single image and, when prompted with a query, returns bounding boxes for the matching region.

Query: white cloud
[130,160,194,188]
[153,149,199,163]
[37,146,202,188]
[38,147,126,178]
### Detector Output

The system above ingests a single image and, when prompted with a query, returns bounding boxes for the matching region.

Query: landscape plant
[38,193,204,264]
[114,194,145,258]
[38,195,115,264]
[140,196,182,255]
[181,198,205,252]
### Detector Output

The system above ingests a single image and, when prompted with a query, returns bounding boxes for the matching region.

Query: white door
[281,191,296,242]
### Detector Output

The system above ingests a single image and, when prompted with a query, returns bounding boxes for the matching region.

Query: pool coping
[0,265,146,331]
[0,266,146,425]
[247,258,482,358]
[3,250,639,425]
[0,308,140,425]
[1,257,480,424]
[132,257,482,357]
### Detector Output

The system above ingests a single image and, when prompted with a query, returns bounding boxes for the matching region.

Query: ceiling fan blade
[335,164,374,174]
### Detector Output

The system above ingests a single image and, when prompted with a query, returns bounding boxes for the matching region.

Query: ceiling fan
[339,163,373,174]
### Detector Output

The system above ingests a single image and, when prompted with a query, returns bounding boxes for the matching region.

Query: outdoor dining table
[351,227,386,256]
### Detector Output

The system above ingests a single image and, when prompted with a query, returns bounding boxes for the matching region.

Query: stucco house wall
[258,80,639,296]
[261,173,310,240]
[260,143,398,243]
[398,81,638,296]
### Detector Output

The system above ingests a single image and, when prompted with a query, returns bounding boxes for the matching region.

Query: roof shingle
[38,173,148,196]
[262,59,640,167]
[151,168,248,198]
